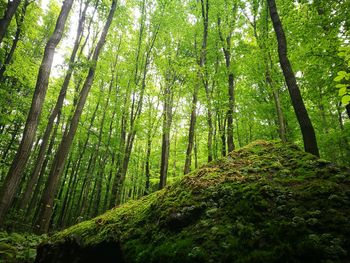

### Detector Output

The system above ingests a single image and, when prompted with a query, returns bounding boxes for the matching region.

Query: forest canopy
[0,0,349,235]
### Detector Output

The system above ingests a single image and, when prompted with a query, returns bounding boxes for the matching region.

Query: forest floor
[2,140,350,262]
[0,231,44,262]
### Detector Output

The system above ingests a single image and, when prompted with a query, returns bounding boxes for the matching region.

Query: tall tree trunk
[0,0,29,80]
[218,15,236,153]
[20,0,88,212]
[111,13,158,206]
[34,0,117,233]
[266,70,287,142]
[267,0,319,156]
[102,99,117,211]
[159,83,173,189]
[218,112,226,157]
[145,132,152,192]
[19,112,61,212]
[109,111,127,209]
[183,86,198,175]
[26,119,60,223]
[20,0,90,214]
[0,0,73,225]
[0,0,21,45]
[184,0,208,174]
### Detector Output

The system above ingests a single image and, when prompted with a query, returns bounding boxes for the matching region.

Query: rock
[35,141,350,263]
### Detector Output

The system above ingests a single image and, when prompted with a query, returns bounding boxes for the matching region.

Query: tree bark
[34,0,117,233]
[0,0,73,225]
[18,3,88,212]
[0,0,21,45]
[217,15,236,153]
[159,81,174,189]
[184,0,208,174]
[267,0,319,156]
[0,0,29,81]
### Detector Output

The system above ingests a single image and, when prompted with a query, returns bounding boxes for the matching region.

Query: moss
[36,141,350,263]
[0,232,44,262]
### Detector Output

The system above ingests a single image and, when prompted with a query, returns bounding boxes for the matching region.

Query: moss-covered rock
[35,141,350,263]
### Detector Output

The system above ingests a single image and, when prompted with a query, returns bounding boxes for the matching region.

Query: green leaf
[334,75,344,82]
[336,84,346,89]
[338,87,347,97]
[341,95,350,106]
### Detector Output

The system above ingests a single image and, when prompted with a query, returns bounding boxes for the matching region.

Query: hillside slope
[35,141,350,263]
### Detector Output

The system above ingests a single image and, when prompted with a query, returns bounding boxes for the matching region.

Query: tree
[35,0,117,233]
[0,0,74,225]
[184,0,209,175]
[267,0,319,156]
[0,0,21,45]
[217,1,237,153]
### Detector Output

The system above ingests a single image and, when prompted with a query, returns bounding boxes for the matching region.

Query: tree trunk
[0,0,73,225]
[267,0,319,156]
[0,0,21,45]
[18,3,88,212]
[184,87,198,175]
[218,18,235,153]
[218,113,226,157]
[266,71,287,142]
[184,0,208,174]
[19,112,61,212]
[0,0,29,80]
[145,132,152,191]
[159,84,173,189]
[346,104,350,120]
[34,0,117,234]
[111,11,158,206]
[26,120,60,224]
[102,100,117,211]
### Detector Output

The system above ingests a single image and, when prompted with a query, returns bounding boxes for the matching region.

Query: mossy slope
[35,141,350,263]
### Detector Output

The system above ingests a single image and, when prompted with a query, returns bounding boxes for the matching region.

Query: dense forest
[0,0,350,261]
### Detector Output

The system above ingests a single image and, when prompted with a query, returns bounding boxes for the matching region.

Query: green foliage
[335,47,350,106]
[0,232,45,263]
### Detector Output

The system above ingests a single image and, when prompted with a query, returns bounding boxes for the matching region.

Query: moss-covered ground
[0,231,44,262]
[35,141,350,263]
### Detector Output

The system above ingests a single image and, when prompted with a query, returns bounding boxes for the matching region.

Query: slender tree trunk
[203,75,213,162]
[0,121,20,168]
[145,132,152,191]
[218,20,235,153]
[56,152,76,228]
[218,113,226,157]
[0,0,73,225]
[266,71,287,142]
[249,4,287,143]
[26,120,60,223]
[111,18,158,206]
[35,0,117,233]
[184,0,208,174]
[19,112,61,211]
[20,0,88,211]
[109,112,126,209]
[267,0,319,156]
[159,85,173,189]
[0,0,21,45]
[194,133,198,169]
[102,100,117,211]
[184,86,198,175]
[346,104,350,120]
[0,0,29,80]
